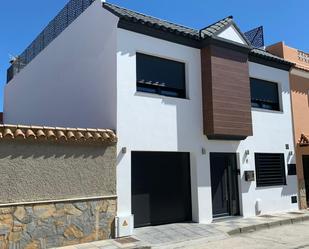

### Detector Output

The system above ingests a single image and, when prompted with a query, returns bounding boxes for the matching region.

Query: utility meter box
[115,215,134,238]
[244,170,255,181]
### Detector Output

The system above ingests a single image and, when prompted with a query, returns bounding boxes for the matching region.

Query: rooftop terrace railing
[7,0,96,83]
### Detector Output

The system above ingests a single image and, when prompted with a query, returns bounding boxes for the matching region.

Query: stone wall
[0,139,117,248]
[0,197,117,249]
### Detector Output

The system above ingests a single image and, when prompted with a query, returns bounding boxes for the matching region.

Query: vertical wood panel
[201,44,253,139]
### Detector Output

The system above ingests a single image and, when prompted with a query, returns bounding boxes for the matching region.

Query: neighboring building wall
[290,69,309,208]
[4,1,118,129]
[116,28,212,225]
[290,69,309,144]
[267,42,309,209]
[268,42,309,71]
[0,139,117,248]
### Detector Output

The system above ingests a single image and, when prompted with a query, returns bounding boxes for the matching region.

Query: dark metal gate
[131,151,192,227]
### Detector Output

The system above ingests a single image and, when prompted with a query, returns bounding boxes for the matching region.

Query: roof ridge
[103,2,199,33]
[199,15,233,32]
[199,15,234,39]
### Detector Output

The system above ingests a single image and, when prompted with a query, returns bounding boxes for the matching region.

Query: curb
[227,215,309,236]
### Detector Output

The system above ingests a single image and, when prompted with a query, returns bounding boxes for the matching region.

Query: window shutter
[255,153,286,187]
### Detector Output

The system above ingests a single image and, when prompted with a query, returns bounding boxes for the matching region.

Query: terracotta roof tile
[299,134,309,146]
[0,124,117,144]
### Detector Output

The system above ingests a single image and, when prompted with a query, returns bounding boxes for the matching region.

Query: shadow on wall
[281,176,298,197]
[241,172,252,194]
[0,140,108,159]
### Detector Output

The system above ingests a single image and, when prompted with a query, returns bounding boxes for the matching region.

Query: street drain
[115,237,140,244]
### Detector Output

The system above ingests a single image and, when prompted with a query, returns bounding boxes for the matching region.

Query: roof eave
[249,51,294,71]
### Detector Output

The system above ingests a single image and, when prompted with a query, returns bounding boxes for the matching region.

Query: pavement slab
[52,210,309,249]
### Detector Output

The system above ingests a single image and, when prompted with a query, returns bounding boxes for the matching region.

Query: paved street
[55,211,309,249]
[181,220,309,249]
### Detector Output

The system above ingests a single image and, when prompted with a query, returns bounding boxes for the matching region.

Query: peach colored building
[268,42,309,209]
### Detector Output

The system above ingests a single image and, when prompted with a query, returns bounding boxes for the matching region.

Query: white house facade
[3,0,298,237]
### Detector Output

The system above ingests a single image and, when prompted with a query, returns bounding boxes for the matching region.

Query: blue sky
[0,0,308,111]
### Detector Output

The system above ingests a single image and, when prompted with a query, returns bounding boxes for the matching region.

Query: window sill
[134,91,190,101]
[251,107,283,114]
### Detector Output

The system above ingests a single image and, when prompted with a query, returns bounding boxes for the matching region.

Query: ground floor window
[255,153,286,187]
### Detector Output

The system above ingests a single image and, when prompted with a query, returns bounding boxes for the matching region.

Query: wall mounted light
[202,147,206,155]
[121,147,127,154]
[289,151,293,156]
[244,150,250,156]
[285,144,290,150]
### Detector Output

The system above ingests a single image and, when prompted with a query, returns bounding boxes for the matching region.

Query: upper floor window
[136,53,186,98]
[250,78,280,111]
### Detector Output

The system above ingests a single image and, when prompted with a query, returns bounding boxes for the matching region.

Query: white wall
[4,0,118,129]
[116,28,213,225]
[217,25,246,45]
[205,62,297,217]
[116,28,298,230]
[241,62,298,216]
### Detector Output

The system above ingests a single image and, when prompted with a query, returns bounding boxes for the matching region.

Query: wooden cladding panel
[201,45,253,140]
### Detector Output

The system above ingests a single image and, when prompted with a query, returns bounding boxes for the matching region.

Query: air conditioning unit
[115,215,134,238]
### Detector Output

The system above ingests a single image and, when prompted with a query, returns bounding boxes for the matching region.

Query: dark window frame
[255,153,287,187]
[250,78,280,111]
[136,53,186,99]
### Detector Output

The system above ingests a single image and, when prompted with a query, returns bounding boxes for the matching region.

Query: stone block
[45,235,64,248]
[24,222,36,235]
[33,204,56,219]
[73,202,88,212]
[8,231,21,242]
[0,237,8,249]
[0,214,13,227]
[24,240,40,249]
[32,223,57,239]
[64,204,83,216]
[0,208,12,215]
[98,201,109,213]
[64,224,84,239]
[13,206,26,222]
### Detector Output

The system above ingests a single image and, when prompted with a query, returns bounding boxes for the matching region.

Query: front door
[303,156,309,206]
[210,153,240,218]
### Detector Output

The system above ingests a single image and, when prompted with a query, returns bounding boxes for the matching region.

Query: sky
[0,0,308,111]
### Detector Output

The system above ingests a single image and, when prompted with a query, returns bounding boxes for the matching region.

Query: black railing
[7,0,95,83]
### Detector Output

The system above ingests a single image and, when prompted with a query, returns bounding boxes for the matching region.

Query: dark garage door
[132,152,192,228]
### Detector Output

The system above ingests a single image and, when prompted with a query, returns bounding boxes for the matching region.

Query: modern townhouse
[267,42,309,210]
[3,0,298,244]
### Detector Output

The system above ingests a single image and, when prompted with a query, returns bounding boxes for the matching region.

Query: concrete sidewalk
[53,210,309,249]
